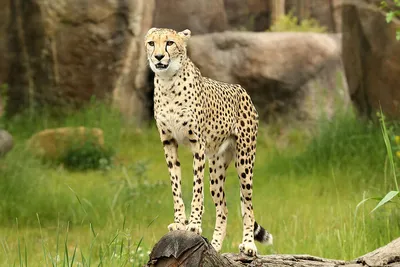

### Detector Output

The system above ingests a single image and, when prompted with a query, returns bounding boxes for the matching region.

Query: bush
[270,12,327,33]
[60,141,114,171]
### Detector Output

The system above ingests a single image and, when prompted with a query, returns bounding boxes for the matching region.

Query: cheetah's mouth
[155,63,169,69]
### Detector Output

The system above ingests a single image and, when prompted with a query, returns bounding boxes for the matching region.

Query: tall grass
[267,111,386,175]
[0,101,399,266]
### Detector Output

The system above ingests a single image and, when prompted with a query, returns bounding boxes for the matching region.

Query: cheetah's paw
[167,222,185,232]
[239,242,258,257]
[186,222,202,235]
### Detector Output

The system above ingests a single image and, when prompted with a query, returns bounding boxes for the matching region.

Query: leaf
[354,196,383,222]
[355,197,381,214]
[386,12,394,23]
[396,31,400,41]
[371,191,399,212]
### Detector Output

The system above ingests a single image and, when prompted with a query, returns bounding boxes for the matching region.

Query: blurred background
[0,0,400,266]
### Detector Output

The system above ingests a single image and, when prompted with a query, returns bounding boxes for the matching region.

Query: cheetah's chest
[154,101,194,145]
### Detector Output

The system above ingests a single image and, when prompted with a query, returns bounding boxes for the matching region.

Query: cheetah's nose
[155,54,165,61]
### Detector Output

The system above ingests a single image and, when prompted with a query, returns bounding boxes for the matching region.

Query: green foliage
[267,110,385,175]
[60,141,114,171]
[1,97,122,145]
[1,101,400,265]
[269,12,327,33]
[381,0,400,40]
[356,110,400,214]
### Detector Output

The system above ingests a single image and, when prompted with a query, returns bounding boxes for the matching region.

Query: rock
[152,0,228,34]
[28,127,104,160]
[187,31,349,122]
[224,0,271,31]
[0,129,13,157]
[342,0,400,120]
[2,0,154,123]
[0,0,10,86]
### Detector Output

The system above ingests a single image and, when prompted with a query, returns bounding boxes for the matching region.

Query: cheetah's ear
[178,29,191,42]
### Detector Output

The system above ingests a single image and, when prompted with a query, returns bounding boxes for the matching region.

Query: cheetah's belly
[202,120,237,157]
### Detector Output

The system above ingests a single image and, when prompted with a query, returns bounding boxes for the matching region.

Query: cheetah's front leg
[161,137,187,231]
[186,139,206,235]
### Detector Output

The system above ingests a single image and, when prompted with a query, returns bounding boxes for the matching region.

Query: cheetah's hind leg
[235,117,273,256]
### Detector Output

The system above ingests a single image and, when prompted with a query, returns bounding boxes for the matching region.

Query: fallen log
[146,230,400,267]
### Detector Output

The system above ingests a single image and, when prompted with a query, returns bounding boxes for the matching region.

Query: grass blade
[1,239,9,265]
[67,185,88,215]
[16,218,22,267]
[371,191,399,213]
[80,250,86,266]
[134,237,143,256]
[147,216,159,228]
[24,242,27,267]
[88,223,99,267]
[56,217,60,267]
[64,222,70,267]
[70,245,77,267]
[379,109,399,191]
[107,231,119,247]
[90,223,97,237]
[36,213,49,266]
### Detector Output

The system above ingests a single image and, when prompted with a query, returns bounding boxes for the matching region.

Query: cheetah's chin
[155,63,169,69]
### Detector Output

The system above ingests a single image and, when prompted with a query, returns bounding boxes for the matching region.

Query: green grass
[0,102,399,266]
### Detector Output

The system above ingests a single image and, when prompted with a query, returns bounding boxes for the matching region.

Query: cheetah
[145,28,273,256]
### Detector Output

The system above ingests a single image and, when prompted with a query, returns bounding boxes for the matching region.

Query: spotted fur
[145,27,273,256]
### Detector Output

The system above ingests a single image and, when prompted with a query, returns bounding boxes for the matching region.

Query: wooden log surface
[146,230,400,267]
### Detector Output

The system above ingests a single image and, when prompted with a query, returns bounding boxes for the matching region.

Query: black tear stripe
[165,44,171,59]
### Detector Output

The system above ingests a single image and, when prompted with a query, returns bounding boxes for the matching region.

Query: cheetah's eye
[166,41,175,46]
[148,41,154,46]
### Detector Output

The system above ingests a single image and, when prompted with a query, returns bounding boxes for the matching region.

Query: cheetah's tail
[254,221,273,245]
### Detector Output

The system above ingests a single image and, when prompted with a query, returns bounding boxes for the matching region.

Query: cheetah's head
[145,28,191,77]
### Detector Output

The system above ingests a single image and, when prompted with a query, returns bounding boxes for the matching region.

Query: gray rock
[342,0,400,119]
[188,31,349,122]
[152,0,228,34]
[0,129,13,157]
[0,0,154,123]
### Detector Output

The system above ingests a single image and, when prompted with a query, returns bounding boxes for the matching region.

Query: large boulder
[28,127,104,160]
[188,31,349,121]
[2,0,154,123]
[342,0,400,120]
[152,0,228,34]
[0,129,13,157]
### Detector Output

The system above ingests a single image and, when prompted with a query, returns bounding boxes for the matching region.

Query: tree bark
[271,0,285,23]
[146,231,400,267]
